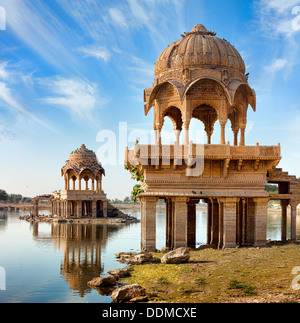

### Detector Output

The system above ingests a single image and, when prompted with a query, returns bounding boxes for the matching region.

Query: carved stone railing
[125,143,281,166]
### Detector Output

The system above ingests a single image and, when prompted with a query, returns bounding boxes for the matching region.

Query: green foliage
[125,166,144,182]
[0,189,32,204]
[0,189,8,202]
[131,184,144,203]
[125,166,145,202]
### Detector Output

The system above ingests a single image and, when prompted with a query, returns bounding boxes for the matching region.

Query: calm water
[0,207,299,303]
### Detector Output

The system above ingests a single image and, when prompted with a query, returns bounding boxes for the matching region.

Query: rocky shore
[19,214,140,225]
[87,248,192,303]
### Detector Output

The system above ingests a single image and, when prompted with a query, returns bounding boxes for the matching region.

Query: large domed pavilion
[125,24,300,251]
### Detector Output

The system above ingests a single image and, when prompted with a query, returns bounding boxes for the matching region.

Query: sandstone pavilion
[125,24,300,251]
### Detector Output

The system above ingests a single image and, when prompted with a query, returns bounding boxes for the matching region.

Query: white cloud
[0,81,54,131]
[262,0,300,13]
[79,46,111,63]
[41,77,108,123]
[0,0,79,72]
[257,0,300,37]
[266,58,288,72]
[108,8,128,29]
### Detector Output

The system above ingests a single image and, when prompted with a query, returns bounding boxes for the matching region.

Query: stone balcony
[55,190,107,201]
[125,143,281,167]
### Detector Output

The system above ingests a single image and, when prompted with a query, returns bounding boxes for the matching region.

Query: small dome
[62,144,105,176]
[154,24,246,77]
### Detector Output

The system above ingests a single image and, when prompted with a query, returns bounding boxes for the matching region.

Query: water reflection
[31,221,124,297]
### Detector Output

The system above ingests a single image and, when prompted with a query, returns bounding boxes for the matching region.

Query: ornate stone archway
[33,195,54,217]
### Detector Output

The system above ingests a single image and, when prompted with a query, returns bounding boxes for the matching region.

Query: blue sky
[0,0,300,199]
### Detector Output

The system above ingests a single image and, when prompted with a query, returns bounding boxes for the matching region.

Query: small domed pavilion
[53,145,108,218]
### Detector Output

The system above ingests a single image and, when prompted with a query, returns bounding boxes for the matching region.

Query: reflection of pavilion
[31,221,121,297]
[52,224,106,297]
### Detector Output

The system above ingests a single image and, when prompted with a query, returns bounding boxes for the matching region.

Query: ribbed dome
[62,144,105,176]
[154,24,246,77]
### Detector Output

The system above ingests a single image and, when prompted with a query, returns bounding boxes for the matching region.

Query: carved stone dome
[154,24,246,78]
[61,144,105,177]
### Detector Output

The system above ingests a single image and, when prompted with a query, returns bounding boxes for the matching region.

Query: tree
[0,189,8,202]
[125,166,145,202]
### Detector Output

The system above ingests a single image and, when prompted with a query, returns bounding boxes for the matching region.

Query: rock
[87,276,117,288]
[108,268,131,280]
[115,252,136,259]
[127,252,161,265]
[111,284,146,303]
[161,248,190,264]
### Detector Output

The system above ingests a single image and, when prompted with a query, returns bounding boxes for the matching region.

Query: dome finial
[185,24,216,37]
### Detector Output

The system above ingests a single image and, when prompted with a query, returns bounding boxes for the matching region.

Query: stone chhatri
[125,24,300,251]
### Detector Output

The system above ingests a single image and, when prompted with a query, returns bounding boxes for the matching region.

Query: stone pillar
[173,197,189,249]
[290,201,298,242]
[242,199,247,245]
[253,198,269,247]
[66,201,71,218]
[246,198,256,245]
[281,200,288,242]
[77,201,82,218]
[218,199,224,249]
[220,121,226,145]
[174,130,181,145]
[239,125,246,146]
[210,199,219,246]
[78,178,82,191]
[141,197,157,252]
[92,201,97,218]
[222,198,238,248]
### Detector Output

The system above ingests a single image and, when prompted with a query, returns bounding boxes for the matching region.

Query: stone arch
[192,104,218,144]
[144,80,185,116]
[162,106,183,131]
[184,76,232,106]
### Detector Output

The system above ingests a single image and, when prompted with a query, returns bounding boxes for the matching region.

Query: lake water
[0,207,299,303]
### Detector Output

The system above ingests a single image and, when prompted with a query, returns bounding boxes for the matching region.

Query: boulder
[87,276,117,288]
[161,248,190,264]
[111,284,146,303]
[115,252,136,259]
[127,252,161,265]
[108,268,131,280]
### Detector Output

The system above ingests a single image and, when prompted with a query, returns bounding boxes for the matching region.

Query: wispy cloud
[41,77,109,125]
[108,8,128,29]
[0,62,55,132]
[0,0,80,73]
[255,0,300,82]
[257,0,300,38]
[78,46,111,63]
